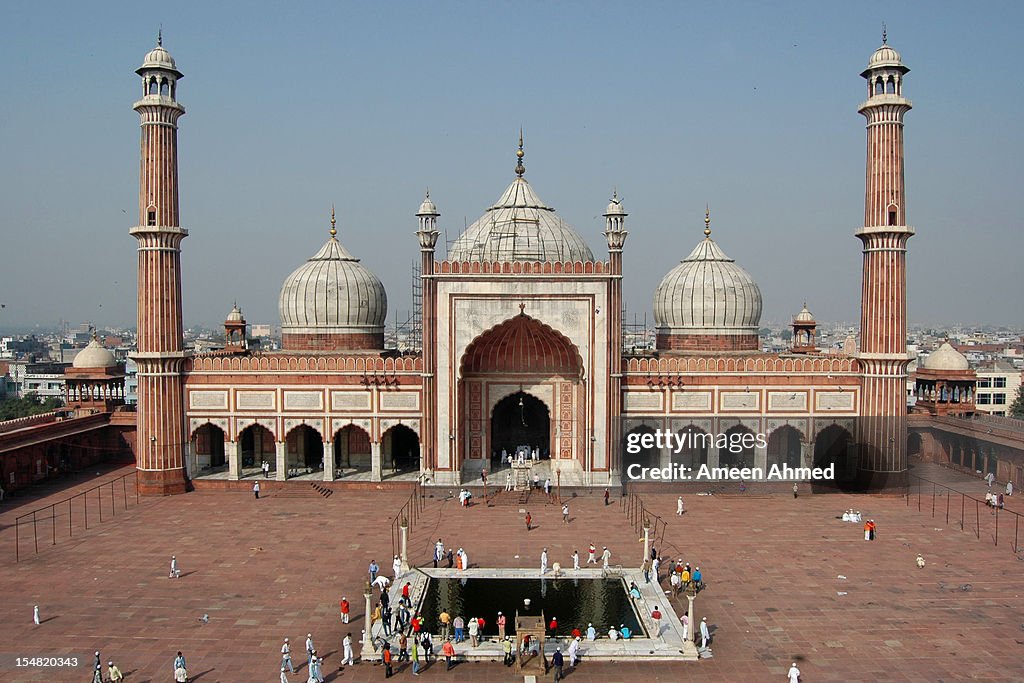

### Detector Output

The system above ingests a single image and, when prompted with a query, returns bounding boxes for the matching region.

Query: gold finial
[515,128,525,177]
[330,204,337,237]
[704,205,712,237]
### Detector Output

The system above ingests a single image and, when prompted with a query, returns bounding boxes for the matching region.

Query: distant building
[974,360,1021,416]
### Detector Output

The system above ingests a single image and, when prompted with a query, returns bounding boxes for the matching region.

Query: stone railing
[0,411,60,434]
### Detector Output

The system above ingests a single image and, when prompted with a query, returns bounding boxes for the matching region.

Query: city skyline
[1,1,1022,329]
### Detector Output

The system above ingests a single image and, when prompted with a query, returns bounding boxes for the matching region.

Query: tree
[780,330,793,341]
[1010,384,1024,419]
[0,393,64,421]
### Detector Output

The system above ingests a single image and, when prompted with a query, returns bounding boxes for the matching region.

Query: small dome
[447,177,594,262]
[654,232,762,336]
[923,342,969,372]
[604,193,627,217]
[137,37,183,78]
[794,304,815,323]
[278,235,387,334]
[225,304,244,323]
[862,42,908,77]
[417,192,439,217]
[73,338,116,369]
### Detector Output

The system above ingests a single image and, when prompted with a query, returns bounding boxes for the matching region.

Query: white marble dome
[923,342,969,372]
[137,38,183,78]
[447,177,594,263]
[278,236,387,334]
[862,42,908,77]
[794,304,815,323]
[654,232,762,336]
[73,338,116,369]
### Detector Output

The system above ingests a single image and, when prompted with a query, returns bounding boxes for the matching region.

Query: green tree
[0,393,64,421]
[1009,384,1024,419]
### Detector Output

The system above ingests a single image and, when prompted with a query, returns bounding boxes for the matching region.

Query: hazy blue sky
[1,1,1021,331]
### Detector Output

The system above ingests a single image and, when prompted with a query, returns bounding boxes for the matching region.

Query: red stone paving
[2,463,1023,682]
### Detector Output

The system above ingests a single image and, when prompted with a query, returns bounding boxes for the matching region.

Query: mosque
[127,35,917,495]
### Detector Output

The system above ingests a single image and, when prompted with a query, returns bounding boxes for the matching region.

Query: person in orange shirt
[382,644,393,678]
[441,638,456,671]
[339,596,350,623]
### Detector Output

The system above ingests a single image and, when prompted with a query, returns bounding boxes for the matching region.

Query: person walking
[253,480,260,499]
[442,638,456,671]
[382,644,393,678]
[173,651,187,682]
[107,661,124,682]
[505,471,513,491]
[544,478,551,495]
[369,559,380,583]
[541,547,548,574]
[310,655,324,683]
[788,661,801,682]
[676,495,684,515]
[33,605,40,625]
[986,472,995,488]
[468,616,480,647]
[572,550,580,570]
[552,648,564,682]
[341,632,355,666]
[568,636,580,667]
[1007,480,1014,496]
[281,637,295,673]
[699,617,710,648]
[562,503,569,523]
[339,596,350,623]
[604,488,610,506]
[453,615,465,643]
[305,634,315,668]
[792,482,799,499]
[497,611,506,639]
[652,555,661,582]
[651,605,663,636]
[280,666,290,683]
[393,554,402,579]
[411,639,421,676]
[525,511,532,531]
[169,555,181,578]
[601,546,612,569]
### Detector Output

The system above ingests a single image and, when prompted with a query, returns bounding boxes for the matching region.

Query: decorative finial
[519,302,526,315]
[425,187,430,199]
[612,187,618,201]
[158,26,163,47]
[881,22,887,45]
[330,204,337,237]
[704,205,712,237]
[515,128,525,177]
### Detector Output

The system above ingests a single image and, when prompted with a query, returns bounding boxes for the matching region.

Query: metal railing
[390,483,425,560]
[907,474,1022,554]
[620,489,668,553]
[14,471,139,562]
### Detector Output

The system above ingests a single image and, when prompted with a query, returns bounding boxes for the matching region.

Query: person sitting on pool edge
[620,624,632,639]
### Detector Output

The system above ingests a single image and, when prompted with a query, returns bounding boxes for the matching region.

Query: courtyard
[1,463,1021,682]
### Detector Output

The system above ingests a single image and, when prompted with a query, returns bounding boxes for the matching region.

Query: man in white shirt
[341,632,355,666]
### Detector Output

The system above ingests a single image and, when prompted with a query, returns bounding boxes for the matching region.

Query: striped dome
[278,236,387,335]
[654,235,762,337]
[447,177,594,263]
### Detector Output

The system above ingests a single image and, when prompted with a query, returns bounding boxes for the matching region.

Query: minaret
[129,33,189,495]
[855,30,913,488]
[416,191,440,477]
[603,191,627,482]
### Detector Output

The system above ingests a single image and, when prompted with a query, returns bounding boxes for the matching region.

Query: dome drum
[282,330,384,352]
[655,331,760,353]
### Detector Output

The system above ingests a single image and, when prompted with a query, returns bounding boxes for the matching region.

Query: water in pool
[417,577,646,637]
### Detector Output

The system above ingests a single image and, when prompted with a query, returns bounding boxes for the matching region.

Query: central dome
[278,217,387,351]
[447,144,594,263]
[654,215,762,352]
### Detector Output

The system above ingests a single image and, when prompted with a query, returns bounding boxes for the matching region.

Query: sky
[1,0,1022,332]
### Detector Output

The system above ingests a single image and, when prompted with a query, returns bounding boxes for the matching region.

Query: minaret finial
[515,128,525,177]
[704,205,712,237]
[330,204,337,237]
[158,26,163,47]
[881,22,887,45]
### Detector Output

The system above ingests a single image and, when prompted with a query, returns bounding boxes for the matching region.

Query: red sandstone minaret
[416,191,440,477]
[130,33,189,495]
[856,30,913,487]
[603,191,627,482]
